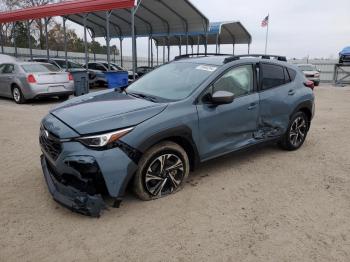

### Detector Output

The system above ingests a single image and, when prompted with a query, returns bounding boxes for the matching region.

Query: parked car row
[0,54,157,104]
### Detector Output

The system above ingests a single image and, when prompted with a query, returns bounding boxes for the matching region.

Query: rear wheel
[279,111,309,151]
[133,141,190,201]
[12,86,26,104]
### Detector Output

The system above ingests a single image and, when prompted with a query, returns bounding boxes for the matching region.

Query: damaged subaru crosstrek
[40,54,315,217]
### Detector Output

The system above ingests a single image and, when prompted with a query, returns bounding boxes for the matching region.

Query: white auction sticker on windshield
[196,65,217,72]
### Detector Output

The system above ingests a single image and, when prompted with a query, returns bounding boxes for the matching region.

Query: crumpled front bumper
[41,155,106,217]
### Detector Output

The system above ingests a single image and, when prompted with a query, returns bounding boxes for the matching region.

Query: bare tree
[4,0,58,49]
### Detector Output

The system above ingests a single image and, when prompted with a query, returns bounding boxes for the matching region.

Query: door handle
[288,90,296,96]
[248,103,257,110]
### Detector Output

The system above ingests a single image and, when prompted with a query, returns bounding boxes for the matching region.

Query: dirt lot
[0,84,350,262]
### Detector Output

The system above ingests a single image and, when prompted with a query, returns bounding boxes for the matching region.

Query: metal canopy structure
[0,0,211,78]
[152,21,252,55]
[67,0,209,38]
[0,0,135,23]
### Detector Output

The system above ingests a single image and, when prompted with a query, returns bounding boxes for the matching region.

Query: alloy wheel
[13,88,21,102]
[144,153,185,197]
[289,116,307,147]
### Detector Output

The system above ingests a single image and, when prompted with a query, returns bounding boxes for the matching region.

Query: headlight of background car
[76,127,134,148]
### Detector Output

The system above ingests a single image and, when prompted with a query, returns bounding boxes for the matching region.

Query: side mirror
[211,91,234,105]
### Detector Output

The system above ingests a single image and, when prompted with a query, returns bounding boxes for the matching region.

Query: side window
[96,64,107,71]
[0,64,7,74]
[287,68,297,81]
[213,65,254,97]
[88,63,95,70]
[284,67,291,83]
[260,63,285,90]
[2,64,15,74]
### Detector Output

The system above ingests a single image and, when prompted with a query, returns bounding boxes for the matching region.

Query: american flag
[261,15,269,27]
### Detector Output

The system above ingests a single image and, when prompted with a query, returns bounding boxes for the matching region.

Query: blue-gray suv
[39,54,315,217]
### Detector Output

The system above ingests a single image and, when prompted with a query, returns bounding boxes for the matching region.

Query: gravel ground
[0,84,350,262]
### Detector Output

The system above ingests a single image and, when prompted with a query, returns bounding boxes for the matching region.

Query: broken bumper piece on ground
[41,155,106,217]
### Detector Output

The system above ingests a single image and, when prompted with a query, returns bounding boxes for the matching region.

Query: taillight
[304,80,314,90]
[27,74,36,84]
[68,73,74,81]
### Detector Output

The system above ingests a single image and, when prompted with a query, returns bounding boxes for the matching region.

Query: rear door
[0,64,15,97]
[257,62,295,138]
[197,64,260,160]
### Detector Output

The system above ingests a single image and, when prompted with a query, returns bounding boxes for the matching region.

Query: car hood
[50,90,167,135]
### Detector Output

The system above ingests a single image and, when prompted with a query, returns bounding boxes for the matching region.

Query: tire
[12,86,26,104]
[314,81,320,86]
[279,111,309,151]
[133,141,190,201]
[58,95,70,101]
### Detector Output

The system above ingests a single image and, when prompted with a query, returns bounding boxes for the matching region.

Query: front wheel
[279,112,309,151]
[133,141,190,201]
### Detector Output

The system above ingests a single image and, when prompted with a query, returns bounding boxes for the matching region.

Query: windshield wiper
[128,92,158,103]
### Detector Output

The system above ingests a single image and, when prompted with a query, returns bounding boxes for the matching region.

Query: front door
[196,64,259,160]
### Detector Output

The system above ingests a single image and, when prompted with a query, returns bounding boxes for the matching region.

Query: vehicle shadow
[121,142,281,203]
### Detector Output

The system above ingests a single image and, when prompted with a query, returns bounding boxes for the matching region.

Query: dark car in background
[136,66,154,77]
[39,54,315,217]
[339,46,350,64]
[86,62,136,85]
[32,58,96,86]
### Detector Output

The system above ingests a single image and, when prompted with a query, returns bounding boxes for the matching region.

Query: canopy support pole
[27,21,33,60]
[156,45,159,66]
[232,43,235,55]
[13,22,17,57]
[106,11,111,71]
[44,18,49,60]
[119,38,123,67]
[148,36,150,67]
[83,14,89,69]
[150,38,153,67]
[248,44,250,54]
[186,32,188,55]
[162,39,165,64]
[63,17,68,70]
[215,33,219,54]
[205,32,208,55]
[0,24,4,54]
[167,37,170,62]
[131,7,136,80]
[179,35,182,55]
[197,36,200,54]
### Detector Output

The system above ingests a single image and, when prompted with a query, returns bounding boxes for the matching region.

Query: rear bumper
[41,155,106,217]
[23,82,75,99]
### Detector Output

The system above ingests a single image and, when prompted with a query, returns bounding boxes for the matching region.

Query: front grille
[39,127,62,160]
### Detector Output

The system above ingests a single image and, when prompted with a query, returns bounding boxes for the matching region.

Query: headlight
[77,127,133,148]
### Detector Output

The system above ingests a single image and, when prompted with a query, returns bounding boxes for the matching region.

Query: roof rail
[224,54,287,64]
[174,53,232,61]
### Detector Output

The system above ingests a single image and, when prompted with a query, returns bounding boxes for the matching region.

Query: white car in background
[297,64,321,86]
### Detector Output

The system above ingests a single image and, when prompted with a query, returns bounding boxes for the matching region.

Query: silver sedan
[0,62,74,104]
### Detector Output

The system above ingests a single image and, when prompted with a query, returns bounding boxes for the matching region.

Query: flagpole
[265,14,269,54]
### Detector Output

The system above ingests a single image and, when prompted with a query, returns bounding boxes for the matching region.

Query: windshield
[22,63,60,73]
[104,63,124,71]
[298,65,316,71]
[127,62,216,101]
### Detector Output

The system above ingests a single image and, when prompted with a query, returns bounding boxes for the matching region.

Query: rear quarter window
[287,68,297,81]
[260,63,286,90]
